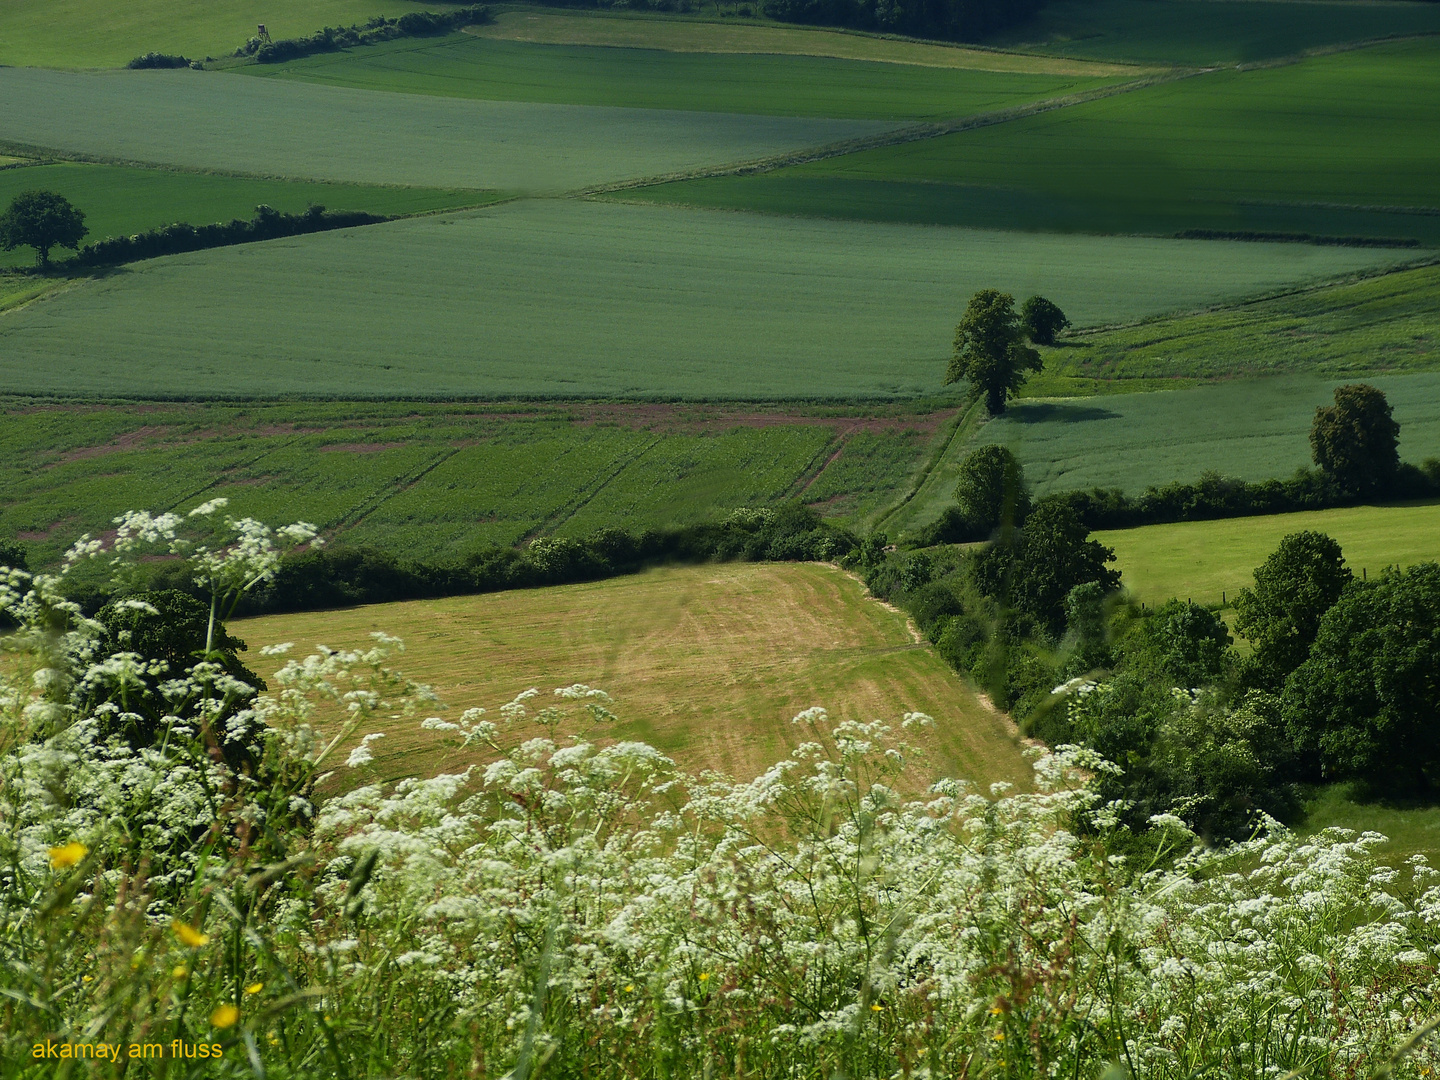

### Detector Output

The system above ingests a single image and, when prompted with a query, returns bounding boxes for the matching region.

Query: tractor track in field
[577,66,1205,197]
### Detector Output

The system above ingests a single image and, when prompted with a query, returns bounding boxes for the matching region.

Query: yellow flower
[81,975,93,983]
[171,920,209,948]
[698,973,710,982]
[624,985,634,993]
[245,982,264,995]
[870,1004,883,1012]
[211,1004,240,1029]
[49,842,87,869]
[173,965,189,979]
[989,1005,1005,1016]
[993,1031,1006,1042]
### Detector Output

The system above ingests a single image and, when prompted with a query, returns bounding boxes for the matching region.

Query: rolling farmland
[233,562,1033,791]
[628,39,1440,243]
[0,162,493,269]
[0,201,1410,400]
[0,401,944,565]
[990,0,1440,65]
[0,0,467,69]
[0,68,893,192]
[1096,500,1440,606]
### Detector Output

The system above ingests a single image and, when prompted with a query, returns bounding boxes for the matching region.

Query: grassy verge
[233,561,1032,791]
[1094,499,1440,607]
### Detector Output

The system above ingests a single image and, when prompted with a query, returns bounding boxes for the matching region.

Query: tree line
[762,0,1045,44]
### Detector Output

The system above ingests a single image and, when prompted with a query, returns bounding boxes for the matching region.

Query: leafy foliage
[1283,562,1440,787]
[760,0,1044,42]
[1310,382,1401,493]
[1235,530,1352,690]
[1020,294,1069,345]
[952,443,1030,534]
[945,288,1043,415]
[0,189,87,267]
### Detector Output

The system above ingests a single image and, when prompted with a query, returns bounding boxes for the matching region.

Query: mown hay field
[0,68,892,192]
[234,562,1032,792]
[1096,500,1440,607]
[0,162,493,269]
[469,10,1152,74]
[628,40,1440,242]
[989,0,1440,64]
[0,401,944,565]
[0,0,467,68]
[0,200,1410,400]
[247,30,1123,120]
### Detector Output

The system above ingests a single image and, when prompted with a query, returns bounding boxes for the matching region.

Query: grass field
[629,40,1440,243]
[0,0,467,69]
[0,68,891,192]
[472,10,1150,74]
[0,200,1409,399]
[0,162,493,269]
[1031,263,1440,392]
[0,400,948,565]
[989,0,1440,65]
[246,31,1119,121]
[233,562,1033,791]
[1095,500,1440,606]
[974,372,1440,497]
[1302,783,1440,863]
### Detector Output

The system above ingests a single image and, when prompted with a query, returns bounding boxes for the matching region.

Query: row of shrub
[237,5,491,64]
[1175,229,1420,248]
[913,459,1440,546]
[72,204,388,267]
[126,52,196,69]
[760,0,1044,44]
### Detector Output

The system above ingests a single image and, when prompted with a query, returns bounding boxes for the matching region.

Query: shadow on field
[1004,401,1120,424]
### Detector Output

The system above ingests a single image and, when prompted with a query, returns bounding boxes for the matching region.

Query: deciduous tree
[945,289,1042,415]
[1234,531,1351,690]
[1020,295,1070,346]
[0,189,87,268]
[953,444,1030,533]
[1309,383,1400,493]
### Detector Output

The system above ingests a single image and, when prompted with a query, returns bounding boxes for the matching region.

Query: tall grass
[3,509,1440,1076]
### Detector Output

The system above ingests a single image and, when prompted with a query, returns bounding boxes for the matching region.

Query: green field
[0,68,891,192]
[1031,263,1440,392]
[1095,499,1440,606]
[0,201,1409,399]
[0,162,492,268]
[0,400,948,565]
[989,0,1440,65]
[628,40,1440,243]
[244,31,1119,121]
[0,0,467,69]
[233,562,1033,790]
[974,372,1440,497]
[472,10,1151,73]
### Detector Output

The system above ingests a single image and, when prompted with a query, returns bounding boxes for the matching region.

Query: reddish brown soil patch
[318,442,407,454]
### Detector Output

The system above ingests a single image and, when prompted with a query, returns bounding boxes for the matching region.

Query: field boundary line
[520,434,666,543]
[577,68,1203,196]
[873,400,981,532]
[792,426,854,498]
[336,446,469,534]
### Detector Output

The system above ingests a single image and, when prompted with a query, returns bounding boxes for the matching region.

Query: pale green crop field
[0,0,465,69]
[0,68,892,192]
[0,201,1411,400]
[1096,500,1440,606]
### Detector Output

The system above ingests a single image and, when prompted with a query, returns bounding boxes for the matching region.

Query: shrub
[126,52,192,69]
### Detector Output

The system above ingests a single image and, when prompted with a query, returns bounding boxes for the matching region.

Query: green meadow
[0,401,944,565]
[1096,500,1440,607]
[971,372,1440,498]
[247,32,1121,120]
[628,39,1440,242]
[0,162,493,268]
[0,68,892,192]
[0,0,466,69]
[0,201,1409,399]
[991,0,1440,65]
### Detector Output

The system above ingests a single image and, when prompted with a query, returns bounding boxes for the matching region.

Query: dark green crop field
[246,33,1120,121]
[989,0,1440,65]
[0,401,947,566]
[627,39,1440,243]
[1033,262,1440,393]
[0,162,493,268]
